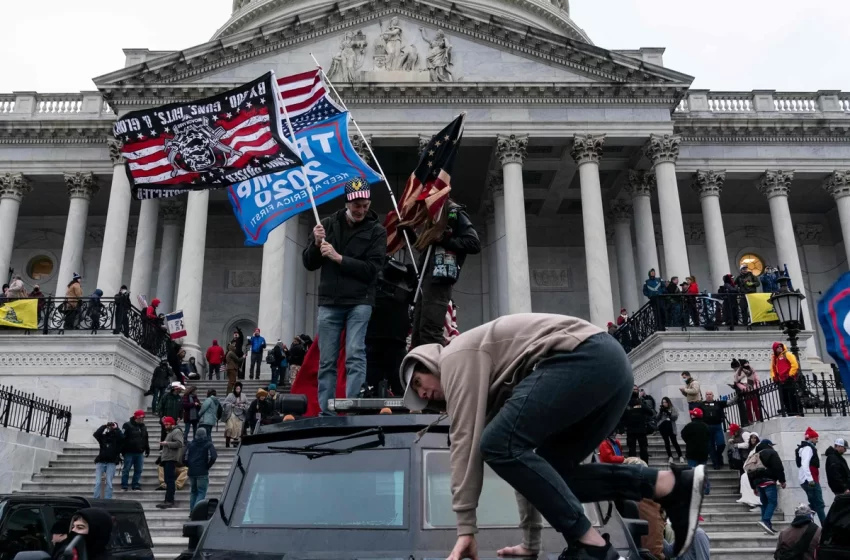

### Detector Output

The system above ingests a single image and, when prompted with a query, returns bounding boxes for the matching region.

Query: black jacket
[414,202,481,280]
[93,425,124,464]
[621,396,653,434]
[272,344,288,367]
[289,342,306,366]
[151,362,171,390]
[121,419,150,455]
[748,442,787,488]
[246,398,276,434]
[825,446,850,494]
[303,209,387,307]
[185,427,217,477]
[681,420,710,462]
[699,400,728,426]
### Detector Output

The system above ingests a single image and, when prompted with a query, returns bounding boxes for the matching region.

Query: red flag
[289,333,347,417]
[385,115,464,254]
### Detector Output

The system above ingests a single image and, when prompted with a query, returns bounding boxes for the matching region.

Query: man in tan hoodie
[400,313,705,560]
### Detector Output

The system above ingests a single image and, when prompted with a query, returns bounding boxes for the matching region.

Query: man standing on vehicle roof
[400,313,705,560]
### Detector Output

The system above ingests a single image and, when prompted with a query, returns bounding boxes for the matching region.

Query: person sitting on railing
[718,274,740,328]
[735,264,761,294]
[63,272,83,329]
[113,285,131,337]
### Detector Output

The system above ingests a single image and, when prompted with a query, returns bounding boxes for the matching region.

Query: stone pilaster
[155,201,185,315]
[0,173,32,280]
[693,170,730,287]
[495,134,531,314]
[823,171,850,268]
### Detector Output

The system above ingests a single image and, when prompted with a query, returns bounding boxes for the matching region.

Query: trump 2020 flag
[165,310,188,340]
[817,270,850,403]
[228,111,381,245]
[112,72,302,200]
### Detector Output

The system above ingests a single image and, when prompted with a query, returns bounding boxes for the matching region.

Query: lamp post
[768,275,806,362]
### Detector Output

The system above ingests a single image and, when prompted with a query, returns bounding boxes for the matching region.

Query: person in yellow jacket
[770,342,800,416]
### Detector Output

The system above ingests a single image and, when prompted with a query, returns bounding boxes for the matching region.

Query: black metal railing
[718,371,848,428]
[0,296,170,358]
[1,384,72,441]
[614,293,781,352]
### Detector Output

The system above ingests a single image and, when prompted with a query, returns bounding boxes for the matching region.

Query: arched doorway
[223,315,257,350]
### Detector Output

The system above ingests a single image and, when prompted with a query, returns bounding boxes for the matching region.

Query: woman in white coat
[735,431,762,510]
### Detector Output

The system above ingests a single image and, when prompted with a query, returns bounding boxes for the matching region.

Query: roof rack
[327,398,407,413]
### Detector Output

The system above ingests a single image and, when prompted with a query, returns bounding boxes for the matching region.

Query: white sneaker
[679,457,686,465]
[749,506,761,513]
[668,457,675,465]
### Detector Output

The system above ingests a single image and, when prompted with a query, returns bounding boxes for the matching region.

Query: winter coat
[718,277,739,295]
[93,424,123,464]
[65,508,114,560]
[748,442,787,488]
[7,278,26,298]
[223,392,248,422]
[621,395,654,434]
[684,281,699,295]
[598,437,625,464]
[699,400,728,426]
[250,335,267,354]
[412,202,481,282]
[185,427,217,477]
[681,378,703,403]
[643,271,665,298]
[681,420,710,463]
[182,391,201,423]
[303,208,387,307]
[272,344,288,367]
[121,419,150,455]
[734,366,759,392]
[205,342,225,366]
[641,394,656,412]
[160,427,184,463]
[245,398,276,434]
[114,289,131,311]
[735,271,761,294]
[151,362,171,390]
[158,391,183,420]
[65,281,83,309]
[226,349,243,371]
[289,341,306,366]
[761,271,779,293]
[198,396,221,427]
[775,516,821,560]
[666,281,681,295]
[770,342,799,382]
[88,289,104,318]
[656,406,679,434]
[825,446,850,494]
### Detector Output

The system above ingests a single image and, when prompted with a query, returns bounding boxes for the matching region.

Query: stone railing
[0,91,114,119]
[675,89,849,116]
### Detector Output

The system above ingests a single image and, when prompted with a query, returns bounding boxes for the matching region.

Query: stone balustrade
[0,91,114,119]
[676,89,849,116]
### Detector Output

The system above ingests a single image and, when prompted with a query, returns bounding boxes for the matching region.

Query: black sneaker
[558,535,622,560]
[121,487,129,492]
[657,465,706,557]
[758,520,777,535]
[131,487,142,491]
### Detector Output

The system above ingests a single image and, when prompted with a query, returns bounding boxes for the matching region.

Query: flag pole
[309,53,419,272]
[276,75,321,226]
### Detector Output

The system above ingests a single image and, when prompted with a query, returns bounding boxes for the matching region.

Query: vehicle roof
[247,413,449,443]
[0,495,146,514]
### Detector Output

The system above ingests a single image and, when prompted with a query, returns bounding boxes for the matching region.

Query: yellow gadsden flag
[0,299,38,329]
[746,293,779,324]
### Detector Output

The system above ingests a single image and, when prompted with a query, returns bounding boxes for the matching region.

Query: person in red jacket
[598,433,625,464]
[205,340,226,381]
[682,276,700,326]
[146,298,160,320]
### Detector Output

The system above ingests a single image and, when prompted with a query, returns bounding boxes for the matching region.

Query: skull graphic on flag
[164,117,240,174]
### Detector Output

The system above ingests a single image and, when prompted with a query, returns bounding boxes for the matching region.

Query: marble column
[823,171,850,267]
[257,225,286,344]
[693,170,731,288]
[155,201,184,314]
[129,199,160,300]
[57,172,99,290]
[96,140,133,297]
[480,200,495,323]
[175,190,209,355]
[295,218,310,336]
[484,203,499,320]
[571,134,614,326]
[281,220,299,344]
[489,171,509,316]
[795,224,826,357]
[610,199,640,314]
[645,134,690,281]
[758,170,812,328]
[626,170,660,291]
[0,173,32,280]
[496,134,532,314]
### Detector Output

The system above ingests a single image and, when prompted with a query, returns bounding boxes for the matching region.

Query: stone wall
[0,334,159,444]
[0,427,67,493]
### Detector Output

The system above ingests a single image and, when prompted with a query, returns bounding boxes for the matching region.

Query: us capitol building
[1,0,849,391]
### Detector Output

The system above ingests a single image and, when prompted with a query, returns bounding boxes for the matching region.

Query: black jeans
[411,272,452,348]
[779,380,800,416]
[660,430,682,458]
[480,333,658,542]
[627,433,649,463]
[163,460,177,503]
[208,364,221,380]
[366,340,407,396]
[250,352,263,377]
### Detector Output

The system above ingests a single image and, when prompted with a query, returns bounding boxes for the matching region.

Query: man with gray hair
[774,504,821,560]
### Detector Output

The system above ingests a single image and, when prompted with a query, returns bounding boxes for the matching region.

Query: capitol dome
[216,0,591,43]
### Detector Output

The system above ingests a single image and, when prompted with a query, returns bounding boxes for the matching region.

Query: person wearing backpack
[746,439,786,535]
[774,504,821,560]
[796,427,827,524]
[198,389,222,437]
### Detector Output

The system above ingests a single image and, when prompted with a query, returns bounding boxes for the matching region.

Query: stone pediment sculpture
[419,28,453,82]
[327,30,369,83]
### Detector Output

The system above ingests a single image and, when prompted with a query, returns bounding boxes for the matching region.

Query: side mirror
[14,553,51,560]
[190,498,218,521]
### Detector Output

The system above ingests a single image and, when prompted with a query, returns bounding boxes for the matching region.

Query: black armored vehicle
[180,410,648,560]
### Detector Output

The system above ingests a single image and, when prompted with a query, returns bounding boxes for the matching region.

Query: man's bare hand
[320,241,342,264]
[497,544,537,557]
[447,535,478,560]
[780,482,786,489]
[313,224,326,246]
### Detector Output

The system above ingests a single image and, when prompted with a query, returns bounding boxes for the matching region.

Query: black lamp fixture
[768,275,806,360]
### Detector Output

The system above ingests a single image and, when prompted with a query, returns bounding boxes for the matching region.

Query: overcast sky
[1,0,847,92]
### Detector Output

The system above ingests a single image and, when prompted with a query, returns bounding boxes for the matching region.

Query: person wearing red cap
[681,408,711,495]
[616,308,629,326]
[120,410,150,491]
[606,322,617,336]
[157,416,184,509]
[796,427,826,523]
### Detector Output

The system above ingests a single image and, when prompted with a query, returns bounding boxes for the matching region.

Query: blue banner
[816,270,850,403]
[228,112,381,246]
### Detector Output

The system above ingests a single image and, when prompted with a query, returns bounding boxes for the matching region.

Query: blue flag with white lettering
[816,270,850,403]
[227,112,381,245]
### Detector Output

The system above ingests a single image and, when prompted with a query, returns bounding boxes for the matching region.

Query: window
[234,449,408,528]
[739,254,765,276]
[26,255,54,280]
[422,450,599,529]
[0,506,49,560]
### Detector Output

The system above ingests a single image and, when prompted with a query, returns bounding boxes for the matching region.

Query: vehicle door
[0,504,50,560]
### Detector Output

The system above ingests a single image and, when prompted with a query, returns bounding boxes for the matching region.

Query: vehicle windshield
[423,450,599,528]
[233,449,408,528]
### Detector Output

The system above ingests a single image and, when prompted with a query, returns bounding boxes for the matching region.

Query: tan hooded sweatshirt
[401,313,602,547]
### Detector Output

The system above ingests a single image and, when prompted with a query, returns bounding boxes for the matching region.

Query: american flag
[443,300,460,343]
[277,70,345,134]
[385,114,465,255]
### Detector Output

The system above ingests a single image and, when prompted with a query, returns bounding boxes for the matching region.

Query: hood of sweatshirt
[76,507,113,557]
[773,342,787,353]
[195,427,209,442]
[399,344,443,411]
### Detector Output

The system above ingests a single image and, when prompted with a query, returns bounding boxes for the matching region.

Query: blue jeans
[189,475,210,513]
[707,424,726,468]
[317,304,372,416]
[803,482,826,524]
[94,462,117,499]
[758,484,778,523]
[121,453,144,489]
[479,333,658,541]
